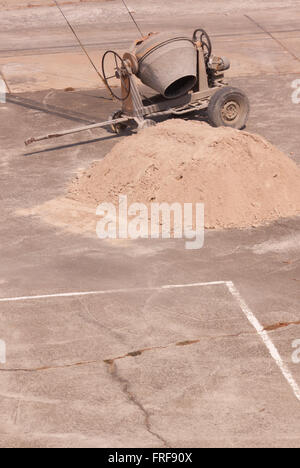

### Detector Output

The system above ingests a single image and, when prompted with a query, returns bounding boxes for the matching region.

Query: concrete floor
[1,0,300,91]
[0,0,300,448]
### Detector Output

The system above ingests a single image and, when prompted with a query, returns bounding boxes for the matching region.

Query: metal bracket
[194,44,209,92]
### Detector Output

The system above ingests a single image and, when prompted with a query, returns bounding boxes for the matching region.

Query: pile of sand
[68,120,300,230]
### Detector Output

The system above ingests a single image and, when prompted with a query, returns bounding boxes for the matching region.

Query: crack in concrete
[0,359,100,373]
[1,323,298,373]
[0,331,252,373]
[103,344,170,366]
[105,360,170,448]
[264,320,300,332]
[104,331,250,365]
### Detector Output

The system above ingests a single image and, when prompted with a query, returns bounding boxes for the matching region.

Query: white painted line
[226,281,300,402]
[0,281,227,303]
[162,281,226,289]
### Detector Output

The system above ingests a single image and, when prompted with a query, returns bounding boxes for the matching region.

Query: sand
[68,120,300,230]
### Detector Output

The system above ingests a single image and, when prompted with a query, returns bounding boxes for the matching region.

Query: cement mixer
[25,29,250,145]
[102,29,249,133]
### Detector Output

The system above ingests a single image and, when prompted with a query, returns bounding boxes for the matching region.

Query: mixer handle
[192,28,212,61]
[101,50,131,101]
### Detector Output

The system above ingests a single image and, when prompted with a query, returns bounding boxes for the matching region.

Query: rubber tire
[207,86,250,129]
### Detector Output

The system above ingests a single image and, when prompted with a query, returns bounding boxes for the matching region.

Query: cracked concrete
[0,329,254,373]
[0,362,162,447]
[1,277,300,447]
[106,360,170,448]
[264,321,300,332]
[0,0,300,448]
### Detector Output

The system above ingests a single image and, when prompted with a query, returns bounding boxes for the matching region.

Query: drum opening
[164,75,196,99]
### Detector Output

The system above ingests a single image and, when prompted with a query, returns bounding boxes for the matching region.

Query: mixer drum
[134,32,197,100]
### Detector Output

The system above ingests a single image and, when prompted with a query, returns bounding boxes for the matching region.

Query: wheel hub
[221,100,239,122]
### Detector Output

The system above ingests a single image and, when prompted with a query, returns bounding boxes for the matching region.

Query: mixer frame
[108,40,228,133]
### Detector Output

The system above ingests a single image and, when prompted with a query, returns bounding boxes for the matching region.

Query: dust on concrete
[17,197,97,237]
[251,233,300,255]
